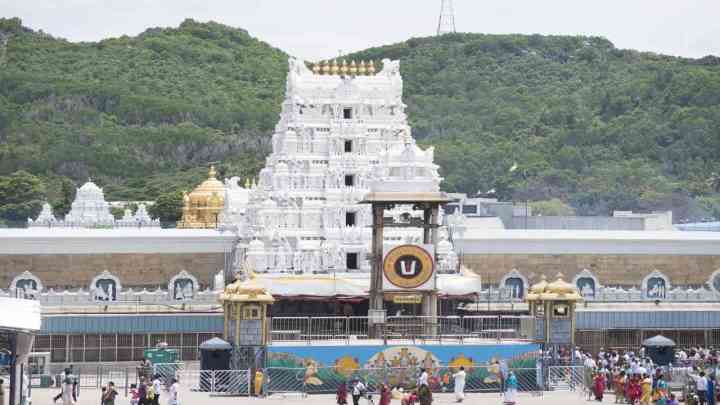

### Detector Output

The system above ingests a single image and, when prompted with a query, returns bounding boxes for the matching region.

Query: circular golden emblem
[383,245,434,289]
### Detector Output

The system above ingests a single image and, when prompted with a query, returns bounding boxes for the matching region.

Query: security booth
[526,274,583,358]
[0,297,41,405]
[642,335,676,366]
[199,337,232,391]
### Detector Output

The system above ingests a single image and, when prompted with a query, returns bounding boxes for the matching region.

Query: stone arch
[573,269,600,299]
[708,269,720,295]
[10,271,43,295]
[168,270,199,301]
[499,269,528,300]
[641,270,670,300]
[90,270,122,302]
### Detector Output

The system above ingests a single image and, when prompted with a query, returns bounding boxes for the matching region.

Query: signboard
[382,244,435,291]
[391,294,423,304]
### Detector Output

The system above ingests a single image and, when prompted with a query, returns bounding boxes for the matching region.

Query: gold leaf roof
[220,272,275,303]
[189,165,225,198]
[526,273,583,302]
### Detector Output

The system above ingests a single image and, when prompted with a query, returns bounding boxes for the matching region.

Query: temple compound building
[1,58,720,362]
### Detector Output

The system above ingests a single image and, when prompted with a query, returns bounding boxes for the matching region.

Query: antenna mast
[437,0,457,35]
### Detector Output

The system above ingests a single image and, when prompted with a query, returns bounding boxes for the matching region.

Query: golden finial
[244,178,251,189]
[349,60,358,75]
[251,178,257,188]
[367,60,376,75]
[330,60,339,75]
[358,60,367,75]
[312,62,320,74]
[340,59,348,75]
[208,165,217,179]
[321,60,330,75]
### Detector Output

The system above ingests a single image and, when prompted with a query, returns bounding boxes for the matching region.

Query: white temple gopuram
[28,180,159,228]
[218,58,467,288]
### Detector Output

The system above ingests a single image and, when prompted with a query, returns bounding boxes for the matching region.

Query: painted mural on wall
[267,343,540,393]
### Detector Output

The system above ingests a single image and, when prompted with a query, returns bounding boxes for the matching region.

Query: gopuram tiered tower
[220,58,465,288]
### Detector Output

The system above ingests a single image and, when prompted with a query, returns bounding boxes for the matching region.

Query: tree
[149,190,184,225]
[529,198,576,216]
[0,170,46,224]
[53,177,76,217]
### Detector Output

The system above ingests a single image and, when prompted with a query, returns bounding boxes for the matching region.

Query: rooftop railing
[268,315,535,344]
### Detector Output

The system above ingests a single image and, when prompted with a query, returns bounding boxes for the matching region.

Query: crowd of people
[130,373,180,405]
[576,346,720,405]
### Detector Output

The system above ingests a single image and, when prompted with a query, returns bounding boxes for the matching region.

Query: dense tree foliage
[1,19,720,221]
[0,170,45,225]
[349,34,720,219]
[149,190,184,224]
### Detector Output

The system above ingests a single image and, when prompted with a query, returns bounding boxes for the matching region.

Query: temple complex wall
[0,252,225,290]
[464,253,720,286]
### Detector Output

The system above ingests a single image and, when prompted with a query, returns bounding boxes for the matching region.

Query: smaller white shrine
[64,181,115,227]
[27,203,57,227]
[29,181,159,228]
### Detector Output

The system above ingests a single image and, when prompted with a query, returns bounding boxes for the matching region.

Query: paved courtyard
[26,388,609,405]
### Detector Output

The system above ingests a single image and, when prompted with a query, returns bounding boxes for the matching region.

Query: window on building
[344,140,353,153]
[446,204,459,214]
[343,108,353,119]
[462,205,478,214]
[346,253,358,270]
[346,212,356,226]
[345,175,355,187]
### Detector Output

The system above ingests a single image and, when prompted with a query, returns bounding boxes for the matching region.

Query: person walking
[453,366,466,402]
[138,377,149,405]
[101,381,118,405]
[379,384,391,405]
[167,378,179,405]
[503,371,518,405]
[418,383,432,405]
[707,374,716,405]
[61,374,74,405]
[152,374,162,405]
[640,374,652,405]
[351,379,366,405]
[417,368,429,388]
[336,382,348,405]
[594,370,607,401]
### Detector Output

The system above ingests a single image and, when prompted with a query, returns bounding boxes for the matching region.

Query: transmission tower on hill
[437,0,457,35]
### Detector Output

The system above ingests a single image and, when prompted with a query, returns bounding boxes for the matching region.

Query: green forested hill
[1,18,720,223]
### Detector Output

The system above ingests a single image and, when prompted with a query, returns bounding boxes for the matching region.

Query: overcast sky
[3,0,719,60]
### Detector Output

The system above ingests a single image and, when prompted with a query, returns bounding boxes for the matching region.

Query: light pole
[509,163,529,229]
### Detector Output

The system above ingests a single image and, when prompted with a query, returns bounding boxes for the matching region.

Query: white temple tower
[222,59,458,275]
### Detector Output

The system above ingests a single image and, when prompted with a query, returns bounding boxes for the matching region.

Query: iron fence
[269,315,533,343]
[265,366,543,396]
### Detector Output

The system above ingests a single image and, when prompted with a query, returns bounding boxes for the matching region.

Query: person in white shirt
[152,374,162,405]
[167,378,179,405]
[417,368,429,387]
[453,367,466,402]
[351,379,366,405]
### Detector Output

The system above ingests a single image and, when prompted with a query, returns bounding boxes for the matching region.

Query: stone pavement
[27,388,609,405]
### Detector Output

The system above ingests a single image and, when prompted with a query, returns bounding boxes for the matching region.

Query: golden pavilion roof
[220,272,275,304]
[187,166,224,200]
[526,273,583,302]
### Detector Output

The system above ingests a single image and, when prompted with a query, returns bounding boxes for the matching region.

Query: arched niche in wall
[499,269,528,300]
[10,271,43,298]
[573,269,600,300]
[168,270,199,301]
[642,270,670,300]
[89,270,122,302]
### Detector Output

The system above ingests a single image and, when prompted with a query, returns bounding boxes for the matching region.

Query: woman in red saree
[379,384,391,405]
[594,371,607,401]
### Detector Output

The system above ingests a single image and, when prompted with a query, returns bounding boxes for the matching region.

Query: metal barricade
[152,362,185,387]
[212,370,251,396]
[547,365,587,394]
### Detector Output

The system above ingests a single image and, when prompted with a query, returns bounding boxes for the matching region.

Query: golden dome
[177,165,225,229]
[358,60,367,75]
[340,59,348,75]
[529,274,548,295]
[312,63,321,74]
[349,60,358,75]
[546,273,576,295]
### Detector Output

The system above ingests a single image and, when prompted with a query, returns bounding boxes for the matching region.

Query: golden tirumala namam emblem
[383,245,434,289]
